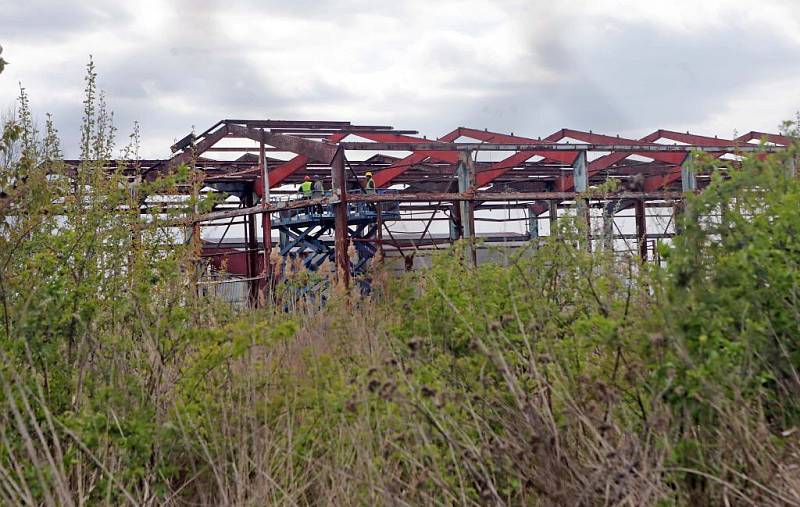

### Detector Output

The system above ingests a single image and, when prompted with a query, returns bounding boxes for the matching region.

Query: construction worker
[365,171,376,194]
[312,174,324,197]
[300,175,313,198]
[312,175,324,215]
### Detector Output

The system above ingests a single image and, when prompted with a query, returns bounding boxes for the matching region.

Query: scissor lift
[274,193,400,275]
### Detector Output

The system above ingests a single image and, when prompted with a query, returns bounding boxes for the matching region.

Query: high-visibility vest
[300,181,313,196]
[366,177,376,194]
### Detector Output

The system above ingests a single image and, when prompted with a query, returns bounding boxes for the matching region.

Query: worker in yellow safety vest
[365,172,376,194]
[300,175,313,198]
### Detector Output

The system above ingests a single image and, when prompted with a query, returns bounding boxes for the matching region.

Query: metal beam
[259,136,272,303]
[681,155,697,192]
[339,142,783,153]
[457,151,477,265]
[634,199,647,261]
[146,124,230,179]
[226,124,339,164]
[331,148,350,287]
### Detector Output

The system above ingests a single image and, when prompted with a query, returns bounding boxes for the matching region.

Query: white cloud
[1,0,798,157]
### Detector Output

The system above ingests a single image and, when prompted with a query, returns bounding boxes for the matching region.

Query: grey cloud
[3,0,799,157]
[2,1,130,41]
[48,48,359,157]
[404,18,800,139]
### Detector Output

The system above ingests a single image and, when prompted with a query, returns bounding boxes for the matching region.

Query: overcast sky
[2,0,799,158]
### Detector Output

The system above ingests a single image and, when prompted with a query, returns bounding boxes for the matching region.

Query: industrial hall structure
[66,119,794,306]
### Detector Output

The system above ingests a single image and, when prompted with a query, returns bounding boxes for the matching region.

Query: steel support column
[244,189,260,306]
[675,154,695,235]
[449,204,461,241]
[457,151,477,265]
[634,199,647,261]
[602,201,616,252]
[527,204,539,246]
[259,135,272,302]
[549,200,558,236]
[191,172,202,296]
[375,203,384,264]
[573,150,590,248]
[681,154,696,192]
[331,148,350,287]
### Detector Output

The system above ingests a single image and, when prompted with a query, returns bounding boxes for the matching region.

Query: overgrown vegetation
[1,59,800,506]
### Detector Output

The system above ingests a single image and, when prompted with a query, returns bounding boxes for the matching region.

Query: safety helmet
[365,172,373,177]
[314,174,320,179]
[304,175,311,181]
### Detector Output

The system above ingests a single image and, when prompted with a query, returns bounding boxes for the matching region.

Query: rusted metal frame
[659,205,676,236]
[243,189,260,307]
[190,120,226,144]
[346,190,684,203]
[451,127,576,183]
[204,215,238,273]
[548,128,697,159]
[331,148,350,287]
[572,150,591,251]
[266,127,418,135]
[188,164,205,295]
[436,127,462,143]
[225,124,338,165]
[601,201,618,252]
[527,203,540,244]
[357,129,462,188]
[339,142,782,153]
[255,132,347,196]
[735,131,794,146]
[539,130,685,219]
[636,130,742,192]
[182,190,684,227]
[546,129,674,191]
[202,246,262,257]
[642,166,683,192]
[205,146,287,152]
[241,193,251,280]
[404,204,441,253]
[375,202,384,262]
[456,151,478,265]
[197,275,266,286]
[372,152,439,187]
[455,126,542,144]
[146,124,231,180]
[186,195,341,224]
[259,135,273,302]
[642,129,734,146]
[421,203,443,250]
[343,155,368,193]
[380,221,414,269]
[548,201,558,235]
[455,127,581,167]
[594,154,689,196]
[634,199,647,261]
[546,129,693,192]
[611,213,637,255]
[225,119,352,129]
[473,150,578,188]
[355,132,437,144]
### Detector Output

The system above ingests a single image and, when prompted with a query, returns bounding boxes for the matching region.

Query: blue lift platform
[274,191,400,274]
